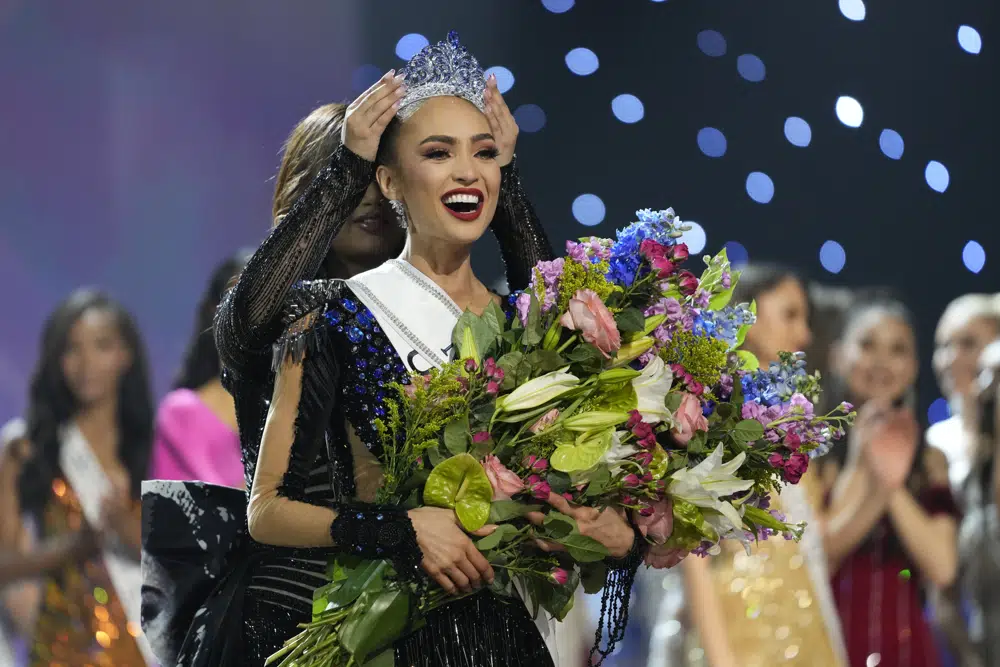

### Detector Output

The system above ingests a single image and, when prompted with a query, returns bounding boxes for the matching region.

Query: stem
[556,334,578,354]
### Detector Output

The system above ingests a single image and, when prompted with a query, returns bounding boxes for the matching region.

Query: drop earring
[389,200,408,229]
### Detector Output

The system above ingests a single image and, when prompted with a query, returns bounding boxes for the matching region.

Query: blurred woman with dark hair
[150,251,251,488]
[669,263,849,667]
[5,288,156,665]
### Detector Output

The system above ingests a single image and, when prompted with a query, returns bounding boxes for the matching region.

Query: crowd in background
[1,102,998,667]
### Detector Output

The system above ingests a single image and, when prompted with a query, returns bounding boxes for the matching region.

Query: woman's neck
[196,378,239,432]
[74,397,119,458]
[401,236,487,312]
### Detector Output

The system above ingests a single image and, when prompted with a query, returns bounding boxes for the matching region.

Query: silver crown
[397,31,486,121]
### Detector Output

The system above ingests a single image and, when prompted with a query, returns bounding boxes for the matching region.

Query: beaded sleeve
[492,156,554,291]
[589,522,646,666]
[263,283,422,576]
[215,145,375,378]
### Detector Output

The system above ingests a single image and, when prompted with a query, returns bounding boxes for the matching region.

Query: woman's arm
[885,447,958,588]
[0,531,96,587]
[683,556,737,667]
[215,145,375,378]
[490,157,554,292]
[823,461,892,571]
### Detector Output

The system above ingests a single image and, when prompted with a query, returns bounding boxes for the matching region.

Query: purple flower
[566,240,589,263]
[515,292,532,325]
[839,401,854,413]
[719,373,734,397]
[721,271,732,289]
[789,393,814,418]
[694,289,711,308]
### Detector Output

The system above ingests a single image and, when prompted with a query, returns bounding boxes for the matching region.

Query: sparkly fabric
[30,480,145,667]
[590,521,645,666]
[833,485,959,667]
[329,502,422,577]
[396,31,486,121]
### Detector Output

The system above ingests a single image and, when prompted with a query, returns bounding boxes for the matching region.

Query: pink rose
[523,454,549,472]
[525,475,551,500]
[635,498,674,545]
[783,451,809,484]
[548,567,569,585]
[671,393,708,445]
[482,455,524,500]
[559,289,621,358]
[644,544,687,569]
[486,380,501,395]
[633,451,653,467]
[473,431,492,444]
[668,243,690,263]
[676,270,699,296]
[623,474,642,488]
[529,408,560,434]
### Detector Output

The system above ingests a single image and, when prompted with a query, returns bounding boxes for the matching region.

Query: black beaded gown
[140,145,640,667]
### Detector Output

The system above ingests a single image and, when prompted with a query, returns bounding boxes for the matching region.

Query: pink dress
[150,388,243,488]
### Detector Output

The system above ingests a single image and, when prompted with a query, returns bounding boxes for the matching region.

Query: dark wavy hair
[174,251,252,390]
[731,262,803,309]
[19,289,154,517]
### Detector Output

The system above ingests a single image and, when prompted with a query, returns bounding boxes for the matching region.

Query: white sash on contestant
[59,424,157,666]
[346,259,569,664]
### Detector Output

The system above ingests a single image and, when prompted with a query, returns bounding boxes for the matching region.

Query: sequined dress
[30,480,145,667]
[141,144,642,666]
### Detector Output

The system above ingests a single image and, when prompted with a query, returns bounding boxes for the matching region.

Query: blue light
[572,194,606,227]
[697,127,727,158]
[724,241,749,267]
[927,398,950,425]
[679,222,707,254]
[611,94,644,124]
[737,54,766,82]
[835,96,864,128]
[958,26,982,54]
[513,104,547,133]
[565,48,599,76]
[819,241,847,274]
[395,34,429,61]
[925,161,950,193]
[784,117,812,147]
[879,129,904,159]
[350,64,382,94]
[697,30,727,57]
[745,172,774,204]
[541,0,574,13]
[485,66,515,94]
[838,0,866,21]
[963,241,986,273]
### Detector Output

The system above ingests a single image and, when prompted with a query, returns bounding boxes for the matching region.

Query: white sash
[346,260,568,664]
[58,424,157,666]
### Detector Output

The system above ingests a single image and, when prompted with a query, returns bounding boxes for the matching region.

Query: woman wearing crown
[140,33,643,666]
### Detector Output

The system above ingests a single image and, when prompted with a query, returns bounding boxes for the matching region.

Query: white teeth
[443,193,481,204]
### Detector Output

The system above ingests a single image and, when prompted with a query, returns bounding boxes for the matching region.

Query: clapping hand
[858,403,919,491]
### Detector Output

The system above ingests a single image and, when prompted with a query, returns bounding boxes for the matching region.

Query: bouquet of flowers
[267,208,854,667]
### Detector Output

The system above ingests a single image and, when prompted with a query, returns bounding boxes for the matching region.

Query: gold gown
[28,479,145,667]
[687,472,847,667]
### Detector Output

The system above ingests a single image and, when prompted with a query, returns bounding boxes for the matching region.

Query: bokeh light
[928,397,950,425]
[819,240,847,274]
[485,66,515,93]
[612,94,644,123]
[395,33,429,60]
[697,30,727,57]
[963,241,986,273]
[724,241,749,267]
[737,54,766,82]
[514,104,546,133]
[958,26,982,54]
[925,161,950,193]
[697,128,727,157]
[879,129,904,159]
[565,47,599,75]
[350,64,382,94]
[746,172,775,204]
[839,0,866,21]
[784,117,812,147]
[572,194,606,226]
[679,221,707,254]
[836,96,864,128]
[541,0,574,13]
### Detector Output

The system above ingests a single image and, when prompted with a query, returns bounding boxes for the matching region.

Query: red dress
[832,486,958,667]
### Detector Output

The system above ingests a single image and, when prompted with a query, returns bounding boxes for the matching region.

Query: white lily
[631,355,674,424]
[667,444,752,536]
[497,370,579,413]
[600,430,639,475]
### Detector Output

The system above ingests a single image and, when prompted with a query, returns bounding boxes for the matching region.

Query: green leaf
[665,392,683,413]
[471,400,496,425]
[546,471,572,494]
[735,300,756,347]
[360,650,396,667]
[338,588,411,663]
[527,349,567,372]
[488,500,543,523]
[475,523,520,551]
[713,403,735,423]
[551,429,614,473]
[686,429,708,454]
[584,466,612,497]
[497,351,529,389]
[566,343,604,373]
[580,561,608,594]
[443,415,470,455]
[523,294,544,346]
[557,533,610,562]
[736,350,760,371]
[591,381,638,414]
[541,568,580,622]
[426,446,447,468]
[709,284,735,310]
[325,560,387,612]
[452,311,500,365]
[542,511,579,539]
[731,419,765,443]
[614,307,645,333]
[423,453,494,531]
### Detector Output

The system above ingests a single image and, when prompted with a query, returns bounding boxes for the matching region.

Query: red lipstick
[440,187,485,222]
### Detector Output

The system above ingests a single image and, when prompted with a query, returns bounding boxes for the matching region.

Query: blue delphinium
[606,208,687,287]
[693,304,755,347]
